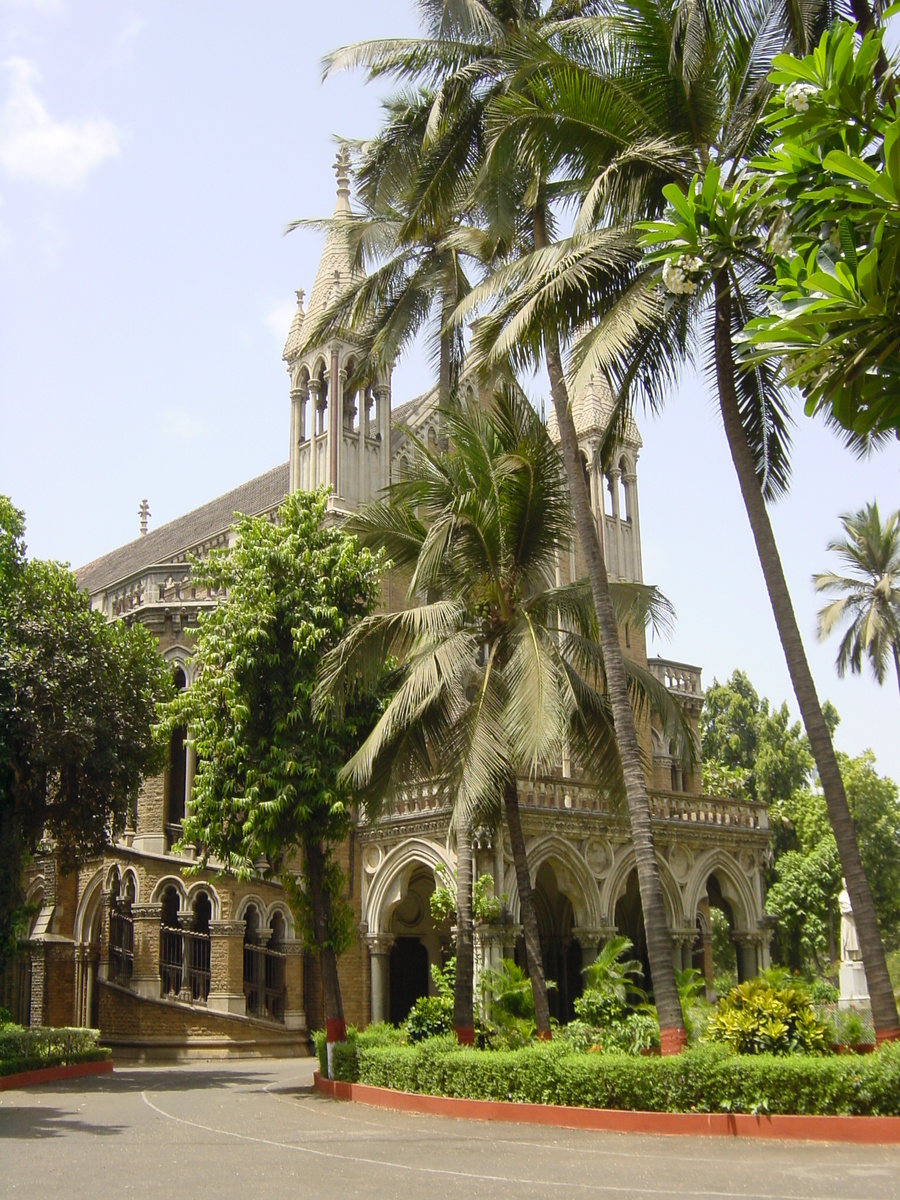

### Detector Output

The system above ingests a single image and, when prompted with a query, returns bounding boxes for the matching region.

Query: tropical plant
[161,489,384,1066]
[703,976,828,1055]
[739,20,900,441]
[407,959,456,1041]
[454,2,900,1042]
[481,956,543,1046]
[576,935,648,1024]
[814,501,900,696]
[325,0,698,1054]
[315,389,691,1040]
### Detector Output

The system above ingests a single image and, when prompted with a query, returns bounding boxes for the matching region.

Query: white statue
[838,878,861,962]
[837,878,869,1008]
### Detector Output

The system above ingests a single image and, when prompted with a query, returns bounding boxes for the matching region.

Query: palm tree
[815,502,900,698]
[325,0,691,1053]
[463,1,900,1039]
[290,105,495,1036]
[314,390,693,1039]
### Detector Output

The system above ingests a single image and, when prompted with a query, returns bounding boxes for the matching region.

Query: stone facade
[9,160,773,1053]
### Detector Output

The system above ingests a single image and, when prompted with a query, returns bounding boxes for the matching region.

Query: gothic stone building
[8,164,772,1057]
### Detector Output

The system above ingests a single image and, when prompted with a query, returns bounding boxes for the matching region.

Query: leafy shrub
[594,1011,660,1056]
[355,1039,900,1115]
[0,1025,109,1076]
[809,978,840,1004]
[703,978,827,1055]
[407,995,453,1042]
[313,1022,405,1079]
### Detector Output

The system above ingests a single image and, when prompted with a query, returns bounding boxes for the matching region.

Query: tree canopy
[701,669,900,970]
[161,489,384,1038]
[0,497,169,961]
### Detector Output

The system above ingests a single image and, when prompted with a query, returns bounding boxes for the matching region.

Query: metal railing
[159,925,183,996]
[243,944,286,1022]
[182,929,211,1002]
[108,909,133,987]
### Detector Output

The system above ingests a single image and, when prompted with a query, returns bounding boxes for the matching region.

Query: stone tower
[282,148,392,511]
[546,374,644,583]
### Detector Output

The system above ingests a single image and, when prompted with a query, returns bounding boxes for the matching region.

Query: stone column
[98,892,115,983]
[623,468,643,581]
[178,913,195,1002]
[308,380,322,491]
[282,938,306,1031]
[368,935,394,1026]
[130,902,163,1000]
[375,382,391,494]
[574,929,603,970]
[207,920,247,1016]
[734,933,758,983]
[73,944,85,1026]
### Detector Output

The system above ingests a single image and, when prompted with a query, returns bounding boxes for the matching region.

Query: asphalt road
[2,1058,898,1200]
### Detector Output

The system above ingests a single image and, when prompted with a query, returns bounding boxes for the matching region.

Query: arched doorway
[614,869,652,1000]
[387,866,448,1024]
[529,862,583,1023]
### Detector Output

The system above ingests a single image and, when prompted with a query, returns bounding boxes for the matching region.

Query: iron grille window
[108,906,134,987]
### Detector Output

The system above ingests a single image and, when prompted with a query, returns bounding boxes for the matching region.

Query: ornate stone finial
[295,288,305,312]
[333,145,351,204]
[138,499,150,537]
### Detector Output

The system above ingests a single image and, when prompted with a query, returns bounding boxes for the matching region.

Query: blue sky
[1,1,898,784]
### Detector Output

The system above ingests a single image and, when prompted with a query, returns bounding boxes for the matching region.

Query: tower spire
[333,145,351,214]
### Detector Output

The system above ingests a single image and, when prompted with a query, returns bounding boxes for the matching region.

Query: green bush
[406,995,453,1043]
[0,1025,109,1076]
[313,1022,405,1079]
[703,978,827,1055]
[354,1039,900,1116]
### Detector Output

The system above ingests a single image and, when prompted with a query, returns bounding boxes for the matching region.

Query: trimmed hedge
[354,1040,900,1117]
[0,1025,110,1077]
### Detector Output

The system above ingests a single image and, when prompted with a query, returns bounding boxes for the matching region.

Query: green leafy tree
[162,490,383,1059]
[316,389,691,1040]
[0,497,168,962]
[814,501,900,696]
[740,20,900,441]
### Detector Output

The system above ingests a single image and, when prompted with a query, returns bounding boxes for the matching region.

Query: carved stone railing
[648,657,703,700]
[367,776,768,831]
[103,566,225,619]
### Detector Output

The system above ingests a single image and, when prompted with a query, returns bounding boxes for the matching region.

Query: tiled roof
[76,463,290,595]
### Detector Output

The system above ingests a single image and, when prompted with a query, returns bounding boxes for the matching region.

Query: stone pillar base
[208,992,247,1016]
[839,961,870,1007]
[284,1008,307,1031]
[132,977,162,1000]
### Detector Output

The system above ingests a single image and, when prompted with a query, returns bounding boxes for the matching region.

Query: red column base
[326,1018,347,1043]
[875,1026,900,1046]
[454,1025,475,1046]
[659,1026,688,1056]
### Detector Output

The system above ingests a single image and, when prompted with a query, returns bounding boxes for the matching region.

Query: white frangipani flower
[783,81,818,113]
[662,253,704,296]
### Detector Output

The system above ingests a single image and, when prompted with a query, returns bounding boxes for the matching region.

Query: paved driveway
[2,1058,898,1200]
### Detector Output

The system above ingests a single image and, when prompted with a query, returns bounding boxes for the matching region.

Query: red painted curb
[0,1058,113,1091]
[312,1072,900,1144]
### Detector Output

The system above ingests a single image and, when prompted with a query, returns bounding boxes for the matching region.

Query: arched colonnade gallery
[359,812,772,1026]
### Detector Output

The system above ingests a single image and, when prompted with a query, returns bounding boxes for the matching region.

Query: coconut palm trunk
[304,836,347,1074]
[713,272,900,1041]
[453,817,476,1042]
[438,277,477,1042]
[534,206,686,1052]
[504,777,552,1037]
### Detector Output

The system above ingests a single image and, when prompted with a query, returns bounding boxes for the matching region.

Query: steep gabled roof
[76,463,290,595]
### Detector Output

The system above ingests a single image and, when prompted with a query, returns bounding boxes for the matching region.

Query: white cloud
[265,298,297,346]
[0,57,120,188]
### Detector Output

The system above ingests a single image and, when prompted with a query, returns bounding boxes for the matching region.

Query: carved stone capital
[367,934,395,957]
[130,903,162,923]
[208,921,246,939]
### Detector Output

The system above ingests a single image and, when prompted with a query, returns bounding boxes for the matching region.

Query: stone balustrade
[648,657,703,699]
[104,566,224,619]
[368,776,768,831]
